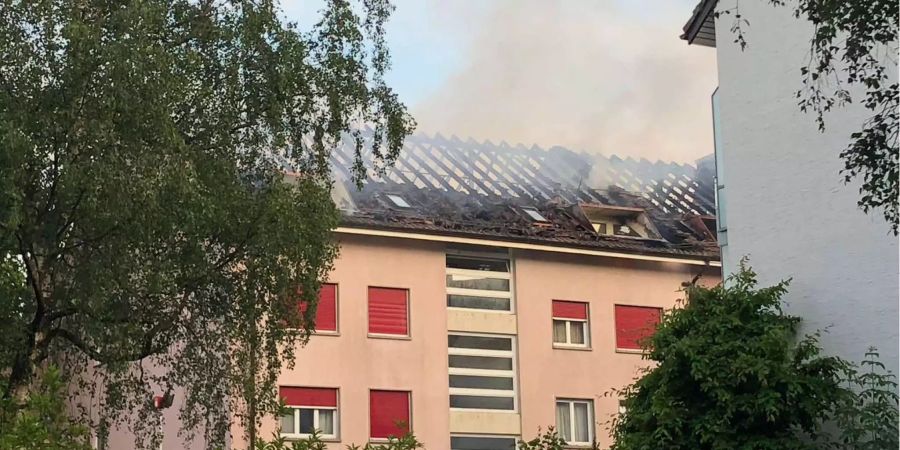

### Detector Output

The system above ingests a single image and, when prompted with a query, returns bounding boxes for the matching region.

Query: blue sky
[279,0,718,163]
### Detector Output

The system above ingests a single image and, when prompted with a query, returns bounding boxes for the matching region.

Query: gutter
[335,226,722,268]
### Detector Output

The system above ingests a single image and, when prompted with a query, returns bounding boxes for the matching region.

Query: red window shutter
[368,287,409,335]
[297,284,338,332]
[315,284,337,331]
[370,390,410,439]
[615,305,662,350]
[279,386,338,408]
[552,300,588,320]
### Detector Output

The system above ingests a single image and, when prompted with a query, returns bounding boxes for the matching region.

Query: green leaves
[611,263,848,450]
[0,366,93,450]
[610,262,898,450]
[0,0,412,447]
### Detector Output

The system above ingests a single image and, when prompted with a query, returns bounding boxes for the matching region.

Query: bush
[610,263,898,450]
[0,366,92,450]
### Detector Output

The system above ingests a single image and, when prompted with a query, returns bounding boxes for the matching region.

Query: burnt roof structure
[329,132,720,262]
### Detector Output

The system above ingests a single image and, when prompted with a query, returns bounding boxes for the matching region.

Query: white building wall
[712,0,899,371]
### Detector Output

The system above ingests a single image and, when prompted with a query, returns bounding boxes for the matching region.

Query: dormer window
[386,194,411,208]
[521,207,549,222]
[581,203,654,239]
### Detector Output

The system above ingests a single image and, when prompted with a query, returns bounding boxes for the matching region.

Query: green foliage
[0,0,413,447]
[0,366,92,450]
[610,263,850,450]
[721,0,898,234]
[345,433,424,450]
[517,427,590,450]
[253,430,423,450]
[831,348,899,450]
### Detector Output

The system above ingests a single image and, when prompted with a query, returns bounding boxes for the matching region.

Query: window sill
[615,348,647,355]
[553,344,592,351]
[367,333,412,341]
[312,330,340,337]
[282,435,340,443]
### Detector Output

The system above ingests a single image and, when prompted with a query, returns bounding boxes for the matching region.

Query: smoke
[410,0,718,164]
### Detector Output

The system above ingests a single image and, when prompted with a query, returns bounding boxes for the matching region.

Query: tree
[0,0,414,447]
[721,0,898,234]
[610,265,850,450]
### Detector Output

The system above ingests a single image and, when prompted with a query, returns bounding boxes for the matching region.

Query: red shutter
[615,305,662,350]
[315,284,337,331]
[279,386,337,408]
[297,284,338,332]
[370,390,410,439]
[368,287,409,335]
[552,300,588,320]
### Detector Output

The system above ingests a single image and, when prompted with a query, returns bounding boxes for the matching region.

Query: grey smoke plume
[411,0,718,164]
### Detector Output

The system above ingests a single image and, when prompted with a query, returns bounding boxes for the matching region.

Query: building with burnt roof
[237,132,723,450]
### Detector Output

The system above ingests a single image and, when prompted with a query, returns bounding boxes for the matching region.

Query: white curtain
[574,402,590,442]
[280,411,295,434]
[570,322,586,344]
[553,320,568,343]
[556,401,571,441]
[318,409,335,435]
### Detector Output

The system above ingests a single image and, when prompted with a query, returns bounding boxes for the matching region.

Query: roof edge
[681,0,718,47]
[335,225,722,267]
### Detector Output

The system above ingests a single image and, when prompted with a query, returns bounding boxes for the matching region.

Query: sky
[280,0,718,164]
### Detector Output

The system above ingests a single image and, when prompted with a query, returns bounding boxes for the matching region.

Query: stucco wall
[250,234,451,449]
[713,0,899,371]
[255,233,720,449]
[514,250,718,447]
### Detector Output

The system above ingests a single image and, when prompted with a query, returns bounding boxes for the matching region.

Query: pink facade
[249,231,721,449]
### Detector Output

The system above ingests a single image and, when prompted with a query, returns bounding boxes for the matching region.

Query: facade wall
[257,234,451,449]
[514,250,718,447]
[712,0,899,371]
[259,232,720,449]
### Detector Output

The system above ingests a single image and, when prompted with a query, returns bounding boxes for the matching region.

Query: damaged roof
[328,131,720,262]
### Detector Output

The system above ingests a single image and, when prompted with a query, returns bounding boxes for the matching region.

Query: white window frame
[556,399,594,446]
[280,404,338,440]
[450,434,520,450]
[448,332,518,412]
[552,317,590,349]
[445,254,514,314]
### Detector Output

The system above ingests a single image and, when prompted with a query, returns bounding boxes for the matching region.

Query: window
[368,287,409,336]
[614,305,662,351]
[386,194,411,208]
[552,301,589,348]
[299,283,338,333]
[451,435,518,450]
[591,221,612,235]
[279,387,338,439]
[448,333,516,411]
[369,390,410,440]
[446,255,513,312]
[556,399,593,445]
[521,207,548,222]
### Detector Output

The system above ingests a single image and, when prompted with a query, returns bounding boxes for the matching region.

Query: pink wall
[513,249,720,446]
[214,233,719,449]
[255,234,451,449]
